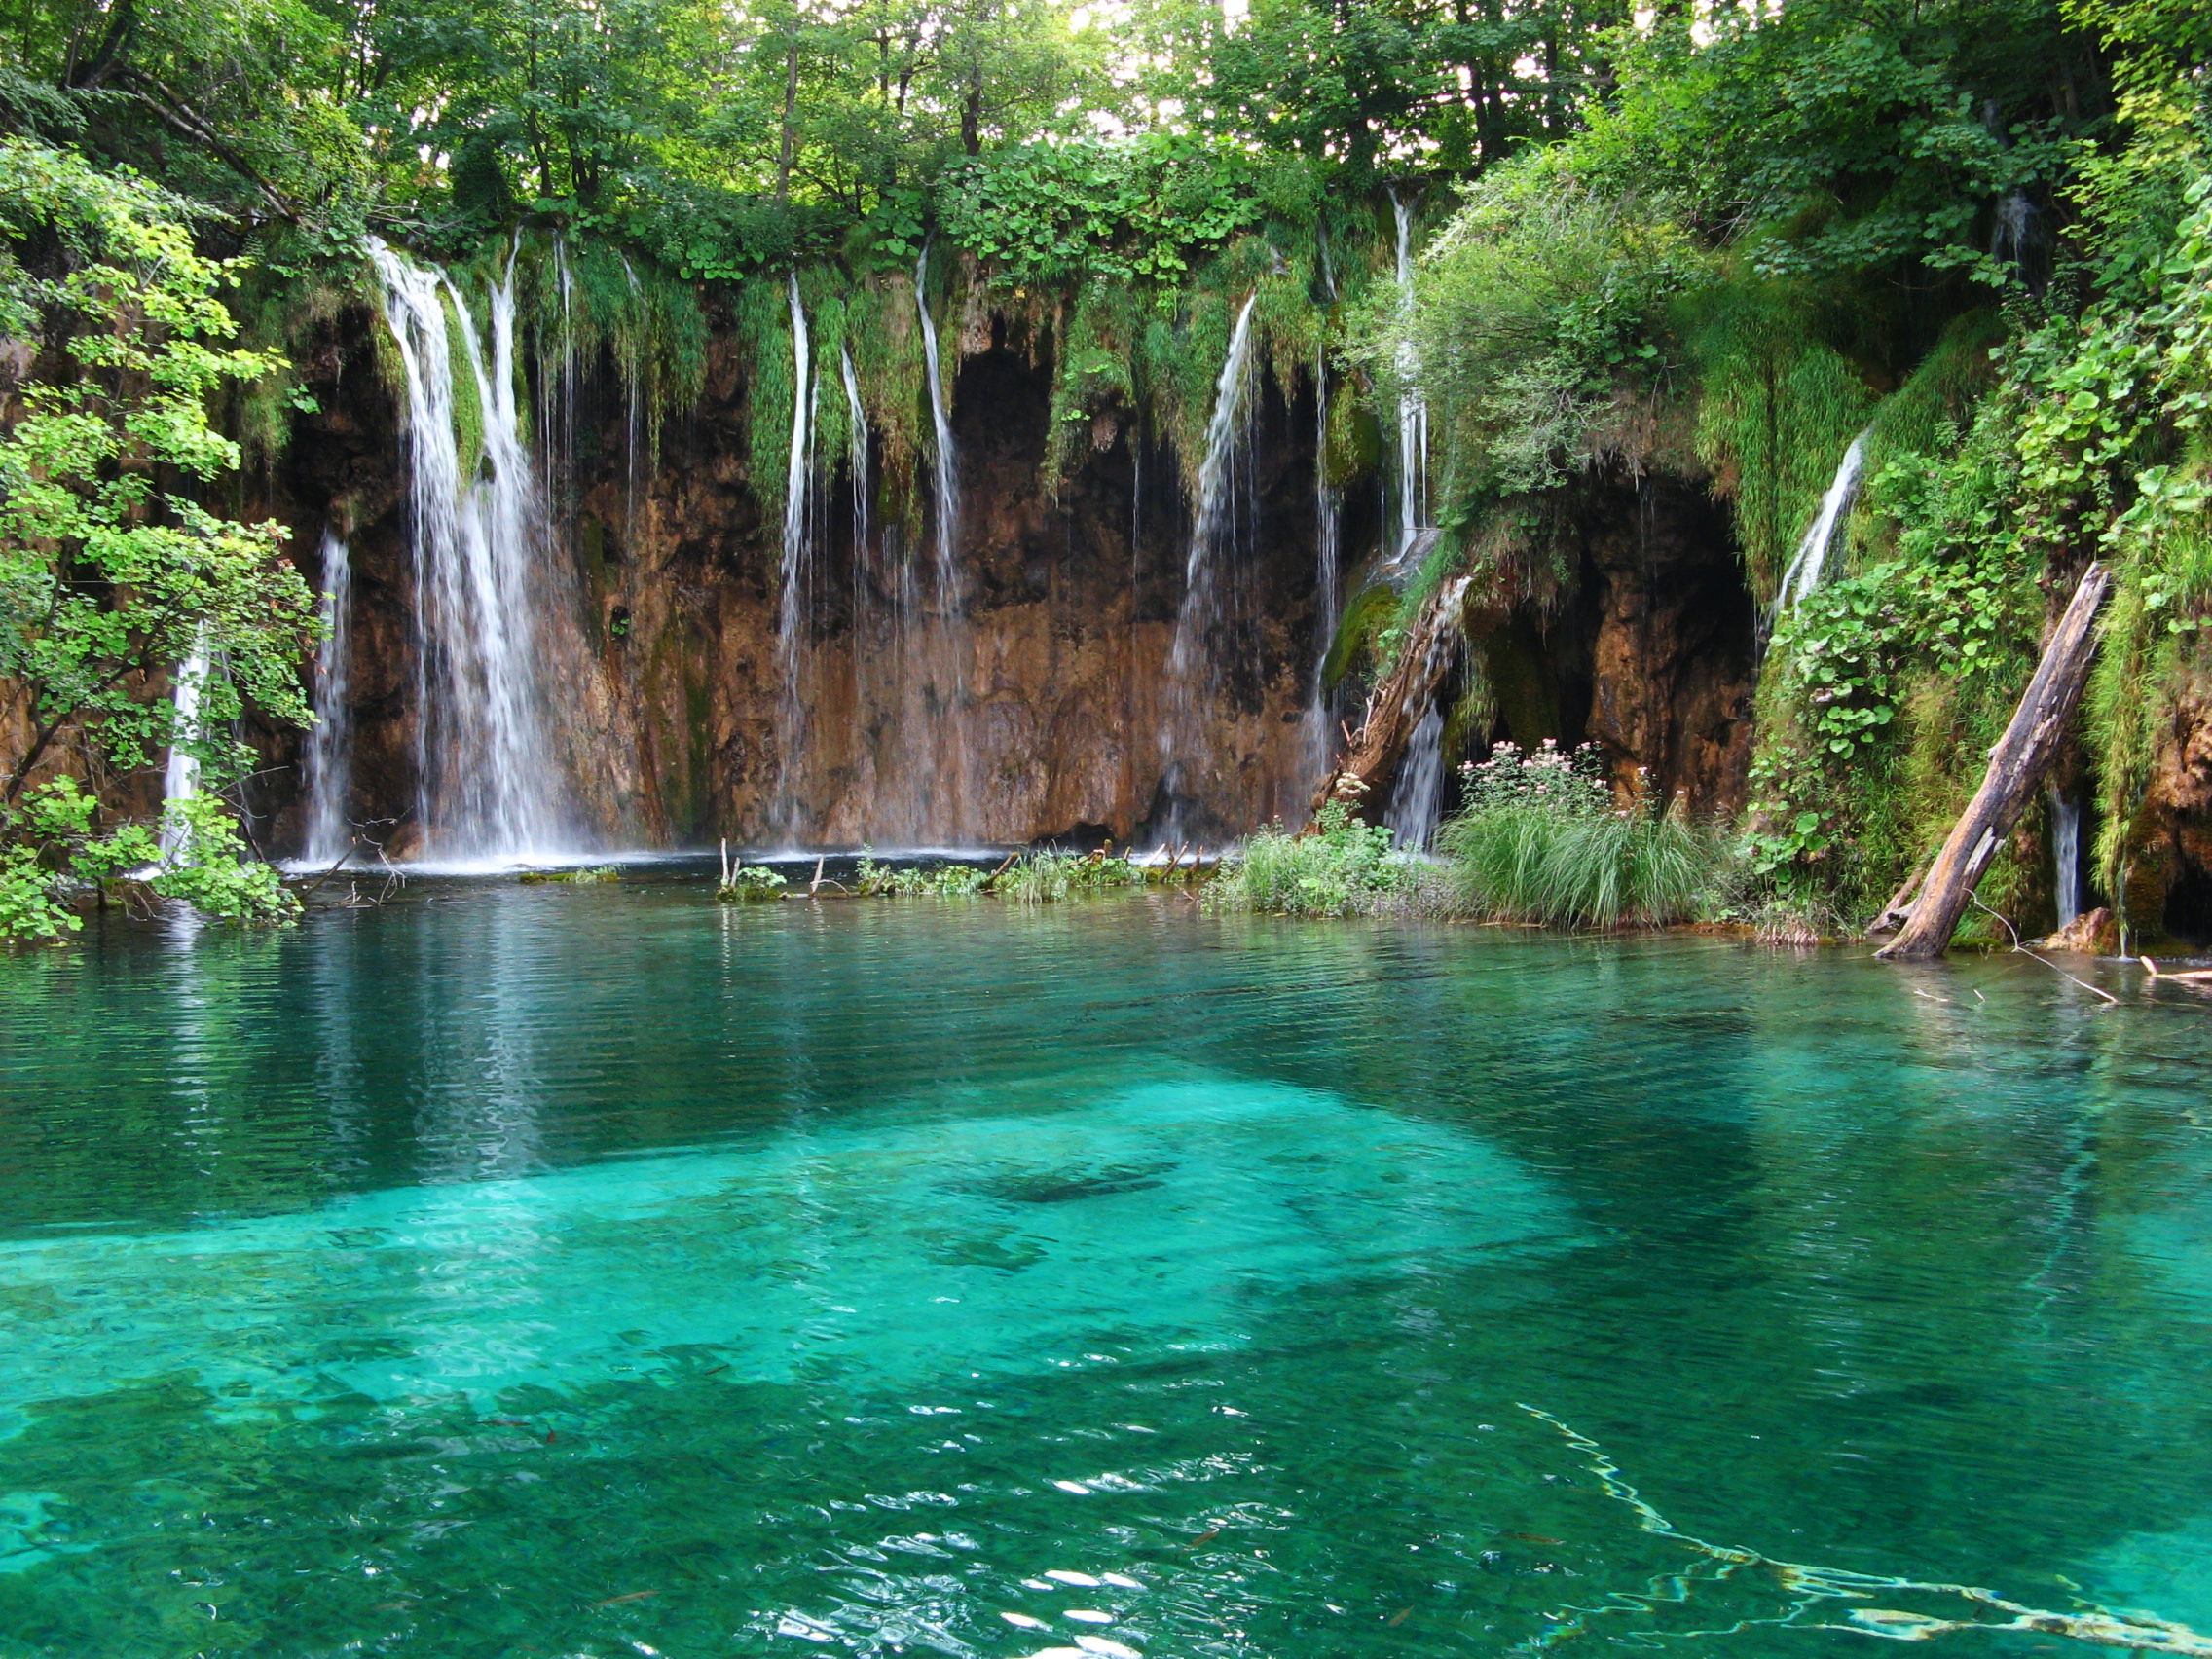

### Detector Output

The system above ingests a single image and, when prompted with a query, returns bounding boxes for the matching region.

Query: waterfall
[914,244,960,604]
[2051,789,2083,928]
[1389,190,1430,567]
[1385,705,1445,852]
[1168,292,1260,680]
[367,237,571,864]
[1153,292,1262,838]
[839,346,869,561]
[779,274,814,668]
[771,276,815,840]
[1775,428,1870,617]
[1302,344,1344,792]
[301,531,354,865]
[157,628,212,864]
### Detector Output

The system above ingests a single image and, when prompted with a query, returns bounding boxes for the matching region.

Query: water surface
[3,880,2210,1657]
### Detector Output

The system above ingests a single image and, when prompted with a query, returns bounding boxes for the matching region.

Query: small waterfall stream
[157,628,212,863]
[2051,790,2083,927]
[1774,427,1870,619]
[1385,706,1445,851]
[839,346,869,560]
[771,276,816,839]
[1389,191,1430,566]
[1157,293,1261,835]
[301,531,354,865]
[915,244,961,605]
[1302,342,1344,793]
[367,238,571,864]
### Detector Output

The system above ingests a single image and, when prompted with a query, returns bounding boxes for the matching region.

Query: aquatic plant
[523,866,621,885]
[1209,793,1413,918]
[1439,743,1730,928]
[995,849,1141,903]
[716,865,787,901]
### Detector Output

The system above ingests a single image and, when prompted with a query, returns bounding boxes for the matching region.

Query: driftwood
[1309,571,1472,821]
[1878,563,2113,961]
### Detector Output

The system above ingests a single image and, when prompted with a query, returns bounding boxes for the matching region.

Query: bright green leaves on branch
[0,138,316,943]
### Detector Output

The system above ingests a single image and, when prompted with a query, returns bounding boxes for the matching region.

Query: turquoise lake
[4,876,2212,1657]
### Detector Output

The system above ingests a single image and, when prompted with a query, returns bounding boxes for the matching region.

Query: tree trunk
[1877,562,2112,960]
[1310,557,1468,822]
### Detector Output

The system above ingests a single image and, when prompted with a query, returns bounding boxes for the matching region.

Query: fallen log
[1309,572,1473,822]
[1878,563,2113,961]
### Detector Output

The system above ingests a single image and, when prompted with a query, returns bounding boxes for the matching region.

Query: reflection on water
[2,882,2211,1657]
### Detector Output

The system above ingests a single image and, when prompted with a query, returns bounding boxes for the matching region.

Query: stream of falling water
[915,244,961,608]
[156,628,212,864]
[771,276,816,840]
[1156,294,1261,837]
[2052,790,2083,927]
[1390,190,1430,567]
[1773,426,1870,620]
[367,238,573,865]
[1302,341,1344,799]
[300,531,354,866]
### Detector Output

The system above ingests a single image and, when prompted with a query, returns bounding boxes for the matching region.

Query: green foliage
[995,848,1140,903]
[146,795,304,924]
[716,865,788,900]
[1686,283,1876,596]
[940,136,1276,286]
[0,138,314,942]
[522,864,622,883]
[1207,793,1411,918]
[857,855,992,896]
[1386,151,1706,505]
[0,777,156,943]
[1439,741,1729,926]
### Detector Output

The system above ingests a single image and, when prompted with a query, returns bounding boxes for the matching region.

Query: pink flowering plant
[1457,739,1611,817]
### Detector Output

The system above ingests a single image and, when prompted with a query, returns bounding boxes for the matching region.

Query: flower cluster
[1457,739,1612,817]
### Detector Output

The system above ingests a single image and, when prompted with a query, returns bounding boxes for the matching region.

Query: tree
[0,135,313,940]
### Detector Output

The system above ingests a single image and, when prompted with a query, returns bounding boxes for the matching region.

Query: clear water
[4,885,2212,1658]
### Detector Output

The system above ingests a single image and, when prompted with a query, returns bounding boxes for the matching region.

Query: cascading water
[1774,428,1870,620]
[1389,190,1431,568]
[2051,789,2083,928]
[770,276,816,840]
[915,244,961,605]
[157,629,212,864]
[300,531,354,865]
[1302,343,1344,793]
[1169,293,1261,682]
[839,346,869,561]
[1158,293,1261,837]
[1385,706,1446,852]
[367,237,571,865]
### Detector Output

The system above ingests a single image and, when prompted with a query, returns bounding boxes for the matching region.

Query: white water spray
[1390,190,1430,566]
[1303,344,1344,793]
[915,244,961,604]
[2051,790,2083,928]
[1775,428,1869,617]
[158,628,212,864]
[839,345,869,560]
[367,237,571,863]
[1169,292,1260,679]
[301,531,353,865]
[1385,705,1445,852]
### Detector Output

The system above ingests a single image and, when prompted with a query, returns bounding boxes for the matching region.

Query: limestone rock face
[234,309,1783,863]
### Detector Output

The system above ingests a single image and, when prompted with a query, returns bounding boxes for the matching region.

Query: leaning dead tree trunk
[1876,562,2113,961]
[1310,570,1471,821]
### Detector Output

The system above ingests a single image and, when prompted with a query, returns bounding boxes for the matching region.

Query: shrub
[997,849,1141,903]
[1208,794,1414,918]
[1438,740,1729,927]
[716,865,788,902]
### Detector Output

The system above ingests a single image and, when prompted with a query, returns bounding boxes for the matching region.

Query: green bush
[1208,795,1413,918]
[1438,741,1729,927]
[522,865,621,885]
[715,865,788,901]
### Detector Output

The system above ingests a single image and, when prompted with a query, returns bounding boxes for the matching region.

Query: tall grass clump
[1208,792,1414,917]
[1438,741,1727,927]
